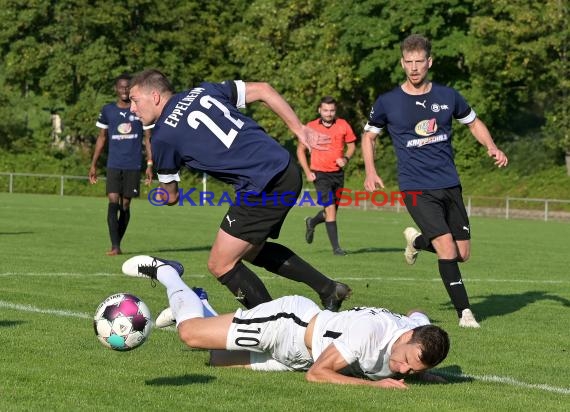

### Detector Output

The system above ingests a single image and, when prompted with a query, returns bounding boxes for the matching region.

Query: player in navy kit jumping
[362,35,508,328]
[89,73,153,256]
[128,69,351,311]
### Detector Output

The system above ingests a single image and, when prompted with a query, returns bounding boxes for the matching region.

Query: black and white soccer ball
[93,293,152,351]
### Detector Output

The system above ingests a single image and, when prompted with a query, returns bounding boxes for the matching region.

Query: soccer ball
[93,293,152,351]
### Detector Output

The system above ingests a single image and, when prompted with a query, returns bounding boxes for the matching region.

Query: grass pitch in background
[0,193,569,411]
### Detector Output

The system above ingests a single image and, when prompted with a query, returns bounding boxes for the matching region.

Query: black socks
[118,207,130,240]
[438,258,470,317]
[414,234,436,253]
[325,221,341,250]
[251,242,334,296]
[218,261,272,309]
[309,210,326,227]
[107,203,121,249]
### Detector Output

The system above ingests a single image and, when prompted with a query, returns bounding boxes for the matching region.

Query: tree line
[0,0,567,178]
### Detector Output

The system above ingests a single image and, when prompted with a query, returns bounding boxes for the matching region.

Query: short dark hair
[115,73,132,85]
[318,96,337,112]
[320,96,337,106]
[409,324,450,368]
[400,34,431,58]
[130,69,175,94]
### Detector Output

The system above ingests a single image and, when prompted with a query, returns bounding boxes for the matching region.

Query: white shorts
[226,295,321,371]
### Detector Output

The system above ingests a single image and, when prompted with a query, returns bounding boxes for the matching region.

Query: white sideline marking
[437,372,570,395]
[0,300,91,319]
[1,298,568,395]
[0,272,567,285]
[341,277,570,285]
[0,272,208,278]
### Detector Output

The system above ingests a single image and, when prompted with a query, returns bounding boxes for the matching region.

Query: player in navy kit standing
[89,73,153,256]
[128,69,351,311]
[362,35,508,328]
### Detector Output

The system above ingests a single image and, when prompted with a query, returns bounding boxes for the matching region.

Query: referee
[297,96,356,255]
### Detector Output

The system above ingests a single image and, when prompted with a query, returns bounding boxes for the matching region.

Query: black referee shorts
[313,170,344,207]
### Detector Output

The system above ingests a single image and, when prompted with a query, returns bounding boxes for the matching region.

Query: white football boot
[459,308,481,328]
[403,227,421,265]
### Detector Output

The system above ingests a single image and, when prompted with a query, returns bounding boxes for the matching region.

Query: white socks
[157,265,204,325]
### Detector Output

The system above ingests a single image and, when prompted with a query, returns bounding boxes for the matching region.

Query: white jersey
[226,296,430,377]
[312,307,430,380]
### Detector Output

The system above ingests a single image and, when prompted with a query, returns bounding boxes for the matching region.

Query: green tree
[468,0,568,137]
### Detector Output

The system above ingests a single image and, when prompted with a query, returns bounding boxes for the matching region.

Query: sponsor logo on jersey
[414,118,438,136]
[415,100,427,109]
[406,134,448,148]
[117,123,133,134]
[407,119,448,147]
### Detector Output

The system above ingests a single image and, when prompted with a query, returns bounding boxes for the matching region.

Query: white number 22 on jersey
[186,95,245,148]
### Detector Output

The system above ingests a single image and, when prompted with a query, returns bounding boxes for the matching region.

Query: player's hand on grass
[375,378,409,389]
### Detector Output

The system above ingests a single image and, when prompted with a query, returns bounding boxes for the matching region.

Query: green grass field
[1,192,569,411]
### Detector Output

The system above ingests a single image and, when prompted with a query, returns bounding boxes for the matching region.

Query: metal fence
[2,172,570,222]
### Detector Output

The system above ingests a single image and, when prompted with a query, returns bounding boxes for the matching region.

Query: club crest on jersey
[414,119,437,136]
[431,103,449,113]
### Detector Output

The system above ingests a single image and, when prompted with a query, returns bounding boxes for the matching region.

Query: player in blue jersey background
[361,34,508,328]
[89,73,153,256]
[128,69,351,311]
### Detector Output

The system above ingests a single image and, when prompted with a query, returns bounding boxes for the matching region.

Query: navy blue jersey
[152,80,290,193]
[365,83,476,191]
[96,104,145,170]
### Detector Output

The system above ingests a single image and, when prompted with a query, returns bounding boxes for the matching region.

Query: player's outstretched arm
[467,118,508,168]
[244,82,330,151]
[306,344,408,389]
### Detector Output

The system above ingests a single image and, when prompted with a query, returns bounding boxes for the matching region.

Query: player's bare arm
[244,82,331,150]
[361,130,385,191]
[89,129,108,184]
[336,141,356,168]
[467,118,508,168]
[306,344,408,389]
[296,143,316,182]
